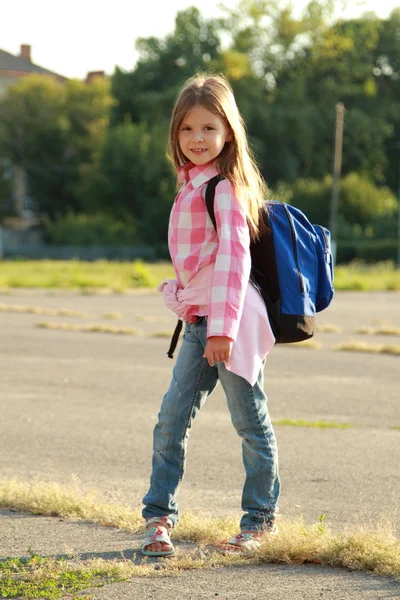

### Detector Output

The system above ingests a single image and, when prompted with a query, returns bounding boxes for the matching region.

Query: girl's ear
[225,129,233,143]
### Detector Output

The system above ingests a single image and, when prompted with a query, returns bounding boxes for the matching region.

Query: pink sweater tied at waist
[157,264,275,386]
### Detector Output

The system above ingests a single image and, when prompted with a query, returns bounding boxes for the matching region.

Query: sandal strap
[227,533,255,544]
[145,516,173,530]
[224,533,261,551]
[141,526,174,551]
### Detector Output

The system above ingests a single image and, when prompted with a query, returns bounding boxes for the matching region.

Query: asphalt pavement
[0,289,399,599]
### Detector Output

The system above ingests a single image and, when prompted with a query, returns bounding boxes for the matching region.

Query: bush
[273,173,398,235]
[340,173,397,229]
[43,212,139,246]
[270,177,331,226]
[336,239,399,263]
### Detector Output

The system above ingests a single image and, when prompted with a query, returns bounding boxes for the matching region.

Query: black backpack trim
[205,175,315,343]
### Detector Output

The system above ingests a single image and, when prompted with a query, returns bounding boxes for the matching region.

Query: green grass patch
[333,261,400,291]
[0,260,399,291]
[273,419,352,429]
[334,340,400,355]
[390,426,400,431]
[0,260,157,291]
[0,552,124,600]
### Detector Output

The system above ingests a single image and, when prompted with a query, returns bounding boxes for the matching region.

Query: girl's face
[178,104,231,166]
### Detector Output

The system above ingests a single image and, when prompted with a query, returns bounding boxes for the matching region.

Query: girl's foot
[141,517,175,557]
[220,525,277,554]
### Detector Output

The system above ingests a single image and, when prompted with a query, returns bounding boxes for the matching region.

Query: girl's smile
[179,104,231,165]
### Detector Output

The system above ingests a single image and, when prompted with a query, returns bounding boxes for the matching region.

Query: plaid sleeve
[207,179,251,340]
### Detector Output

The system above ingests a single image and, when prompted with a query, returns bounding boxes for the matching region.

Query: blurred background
[0,0,399,271]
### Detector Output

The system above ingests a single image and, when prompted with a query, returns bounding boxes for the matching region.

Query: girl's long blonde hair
[168,72,268,241]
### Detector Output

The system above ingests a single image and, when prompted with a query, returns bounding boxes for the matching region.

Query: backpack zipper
[282,203,305,293]
[314,225,331,264]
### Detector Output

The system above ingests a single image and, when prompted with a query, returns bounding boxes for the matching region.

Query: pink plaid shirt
[168,161,251,340]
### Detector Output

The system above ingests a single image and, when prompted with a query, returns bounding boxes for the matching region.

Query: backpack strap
[205,173,263,296]
[167,319,183,358]
[205,174,225,230]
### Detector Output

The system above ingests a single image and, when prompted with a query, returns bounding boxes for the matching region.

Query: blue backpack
[205,175,335,344]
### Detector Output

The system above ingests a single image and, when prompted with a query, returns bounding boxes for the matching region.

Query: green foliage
[42,212,139,246]
[337,239,399,264]
[0,74,114,218]
[1,4,400,253]
[0,160,13,218]
[339,173,397,228]
[218,4,400,191]
[78,121,175,245]
[275,173,398,238]
[274,177,331,226]
[111,6,221,125]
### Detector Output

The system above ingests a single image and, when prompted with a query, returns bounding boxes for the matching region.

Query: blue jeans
[142,318,280,531]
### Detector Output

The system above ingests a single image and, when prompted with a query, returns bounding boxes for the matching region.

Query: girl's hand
[203,336,233,366]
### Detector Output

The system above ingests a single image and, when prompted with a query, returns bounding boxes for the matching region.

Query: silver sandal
[141,516,175,557]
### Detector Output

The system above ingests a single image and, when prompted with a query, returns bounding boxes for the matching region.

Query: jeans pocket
[183,322,198,344]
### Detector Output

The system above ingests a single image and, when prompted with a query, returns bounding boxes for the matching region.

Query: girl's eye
[181,127,191,131]
[204,127,214,131]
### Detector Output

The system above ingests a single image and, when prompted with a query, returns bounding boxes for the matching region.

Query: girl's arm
[206,178,251,343]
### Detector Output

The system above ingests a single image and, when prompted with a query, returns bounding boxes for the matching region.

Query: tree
[78,121,175,245]
[0,74,114,218]
[218,2,398,192]
[111,7,222,125]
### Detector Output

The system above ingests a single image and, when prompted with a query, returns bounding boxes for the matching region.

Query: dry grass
[101,312,123,320]
[316,323,342,333]
[36,322,142,335]
[334,340,400,355]
[0,477,143,532]
[285,339,322,349]
[136,315,169,323]
[0,477,399,581]
[273,419,352,429]
[355,326,400,336]
[370,318,391,326]
[151,330,175,338]
[0,302,91,318]
[254,517,400,579]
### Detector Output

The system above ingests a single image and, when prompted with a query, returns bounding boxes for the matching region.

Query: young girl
[141,72,280,556]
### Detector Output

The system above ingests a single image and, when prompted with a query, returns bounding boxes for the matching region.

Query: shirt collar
[177,161,220,189]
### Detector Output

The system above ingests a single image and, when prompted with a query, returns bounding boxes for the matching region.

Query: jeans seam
[176,353,209,492]
[242,382,277,520]
[247,384,265,437]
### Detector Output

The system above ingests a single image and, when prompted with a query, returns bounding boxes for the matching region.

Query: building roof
[0,47,67,80]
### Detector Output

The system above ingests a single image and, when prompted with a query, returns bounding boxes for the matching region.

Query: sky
[1,0,399,80]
